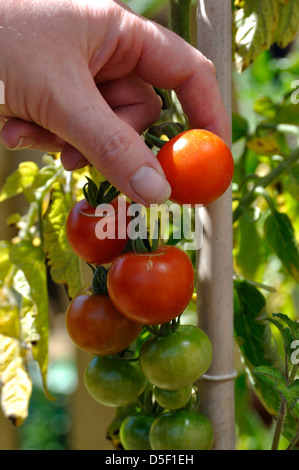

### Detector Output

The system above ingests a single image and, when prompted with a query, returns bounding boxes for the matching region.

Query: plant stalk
[272,400,286,451]
[169,0,192,43]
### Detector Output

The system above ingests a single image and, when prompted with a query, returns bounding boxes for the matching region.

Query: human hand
[0,0,230,205]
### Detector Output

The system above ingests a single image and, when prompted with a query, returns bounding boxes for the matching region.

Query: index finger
[134,19,231,144]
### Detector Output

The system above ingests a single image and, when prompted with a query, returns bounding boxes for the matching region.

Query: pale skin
[0,0,231,205]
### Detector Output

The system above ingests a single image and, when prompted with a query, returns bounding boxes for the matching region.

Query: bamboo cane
[196,0,236,450]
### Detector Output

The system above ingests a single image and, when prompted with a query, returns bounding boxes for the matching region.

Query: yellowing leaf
[0,334,32,426]
[10,243,50,396]
[0,241,12,287]
[234,0,279,72]
[0,162,39,202]
[43,183,83,299]
[273,0,299,49]
[246,134,281,155]
[0,286,19,339]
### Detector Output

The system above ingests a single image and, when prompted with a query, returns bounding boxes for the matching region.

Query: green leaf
[0,162,39,202]
[234,280,281,368]
[9,240,50,396]
[254,96,277,119]
[29,165,60,192]
[266,316,294,359]
[272,0,299,49]
[234,0,279,72]
[272,313,299,339]
[274,101,299,126]
[235,217,262,279]
[0,241,12,286]
[264,209,299,283]
[285,163,299,200]
[43,183,83,299]
[253,366,299,410]
[232,113,249,143]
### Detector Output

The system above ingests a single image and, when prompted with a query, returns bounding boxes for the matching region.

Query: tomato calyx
[144,316,181,338]
[90,265,108,295]
[144,119,187,149]
[128,201,160,255]
[83,177,121,208]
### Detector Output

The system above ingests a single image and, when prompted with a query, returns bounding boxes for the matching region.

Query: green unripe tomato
[150,410,214,450]
[153,385,193,410]
[120,414,155,450]
[84,355,146,407]
[139,325,212,390]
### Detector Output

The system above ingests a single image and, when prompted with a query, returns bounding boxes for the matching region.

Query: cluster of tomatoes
[64,129,234,450]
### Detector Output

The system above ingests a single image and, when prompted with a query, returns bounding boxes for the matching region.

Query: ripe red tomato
[107,245,195,325]
[156,129,234,206]
[66,196,130,265]
[65,286,143,355]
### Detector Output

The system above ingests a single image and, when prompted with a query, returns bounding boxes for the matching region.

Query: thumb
[52,72,171,205]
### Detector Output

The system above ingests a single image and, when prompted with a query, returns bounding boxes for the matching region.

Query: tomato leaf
[234,0,279,73]
[234,280,280,368]
[264,209,299,283]
[0,241,12,287]
[235,216,262,279]
[0,333,32,426]
[43,183,83,299]
[9,240,51,397]
[246,133,282,156]
[234,280,283,415]
[272,0,299,49]
[232,113,249,143]
[284,164,299,200]
[0,162,39,202]
[253,366,299,411]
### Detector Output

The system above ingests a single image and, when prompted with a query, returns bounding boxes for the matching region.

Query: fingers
[134,19,231,144]
[0,118,64,151]
[49,69,171,205]
[62,75,162,173]
[97,74,162,134]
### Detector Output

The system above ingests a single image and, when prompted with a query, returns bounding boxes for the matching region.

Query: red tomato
[107,245,195,325]
[66,286,143,355]
[157,129,234,206]
[66,196,130,265]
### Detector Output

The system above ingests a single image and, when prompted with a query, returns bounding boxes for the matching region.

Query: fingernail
[130,166,172,204]
[12,136,36,150]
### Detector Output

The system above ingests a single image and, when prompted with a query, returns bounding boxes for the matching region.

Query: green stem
[169,0,192,43]
[271,363,299,450]
[271,400,286,451]
[233,148,299,223]
[285,425,299,450]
